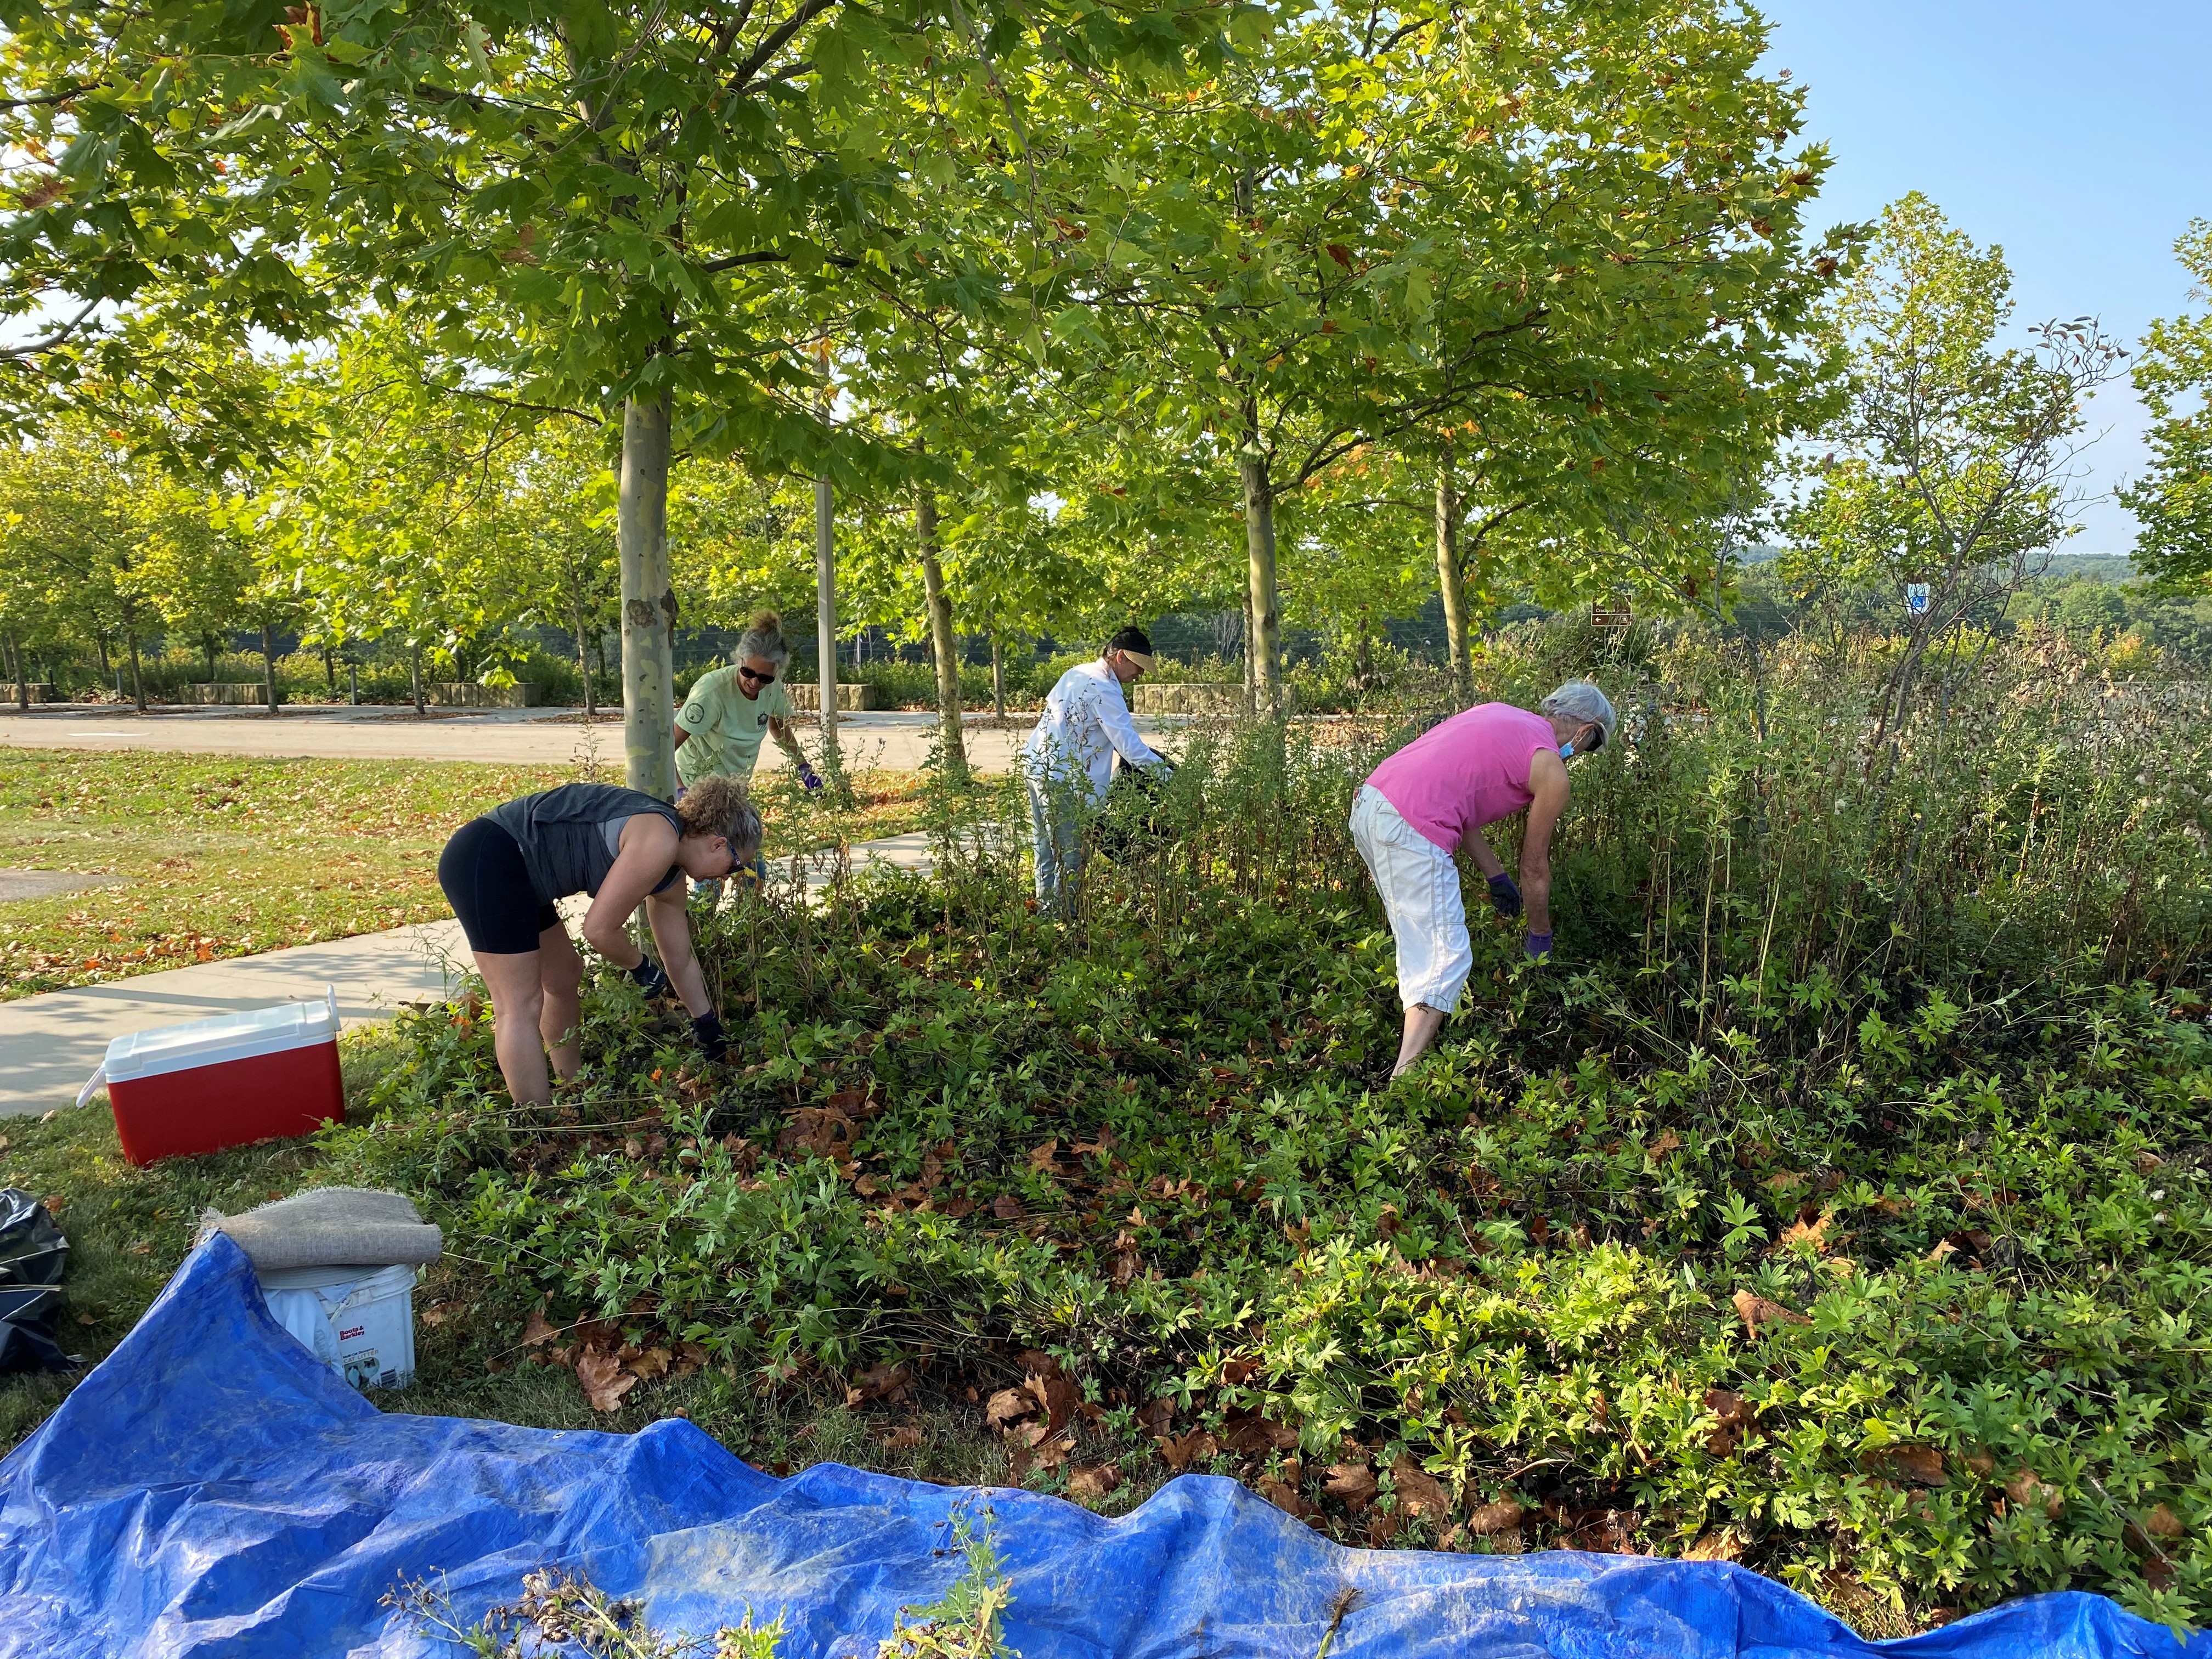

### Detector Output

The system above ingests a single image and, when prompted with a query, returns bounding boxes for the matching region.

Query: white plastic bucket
[256,1262,419,1391]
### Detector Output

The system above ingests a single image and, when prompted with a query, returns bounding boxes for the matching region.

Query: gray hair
[734,610,790,669]
[1541,680,1617,749]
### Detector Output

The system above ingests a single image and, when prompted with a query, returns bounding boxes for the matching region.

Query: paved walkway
[0,704,1076,774]
[0,834,952,1118]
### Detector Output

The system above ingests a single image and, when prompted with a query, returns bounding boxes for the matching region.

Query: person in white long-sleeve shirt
[1022,625,1170,910]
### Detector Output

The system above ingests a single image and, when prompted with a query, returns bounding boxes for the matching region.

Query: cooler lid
[82,986,340,1096]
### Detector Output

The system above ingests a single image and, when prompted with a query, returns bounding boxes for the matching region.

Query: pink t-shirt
[1366,703,1558,853]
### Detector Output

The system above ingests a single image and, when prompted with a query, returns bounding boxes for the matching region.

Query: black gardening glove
[1486,872,1523,918]
[627,958,671,999]
[691,1011,728,1065]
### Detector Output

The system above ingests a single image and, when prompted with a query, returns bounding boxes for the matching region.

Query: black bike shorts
[438,817,561,955]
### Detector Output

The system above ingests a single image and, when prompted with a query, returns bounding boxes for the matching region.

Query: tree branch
[0,298,100,360]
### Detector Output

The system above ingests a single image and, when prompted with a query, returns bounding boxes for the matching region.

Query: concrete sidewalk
[0,833,951,1118]
[0,704,1068,774]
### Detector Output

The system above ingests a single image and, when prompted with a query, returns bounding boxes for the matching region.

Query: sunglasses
[737,664,776,685]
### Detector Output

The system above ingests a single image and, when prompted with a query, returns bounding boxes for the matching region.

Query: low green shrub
[315,659,2212,1631]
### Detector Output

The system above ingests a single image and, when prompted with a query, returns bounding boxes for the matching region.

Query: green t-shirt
[675,665,793,788]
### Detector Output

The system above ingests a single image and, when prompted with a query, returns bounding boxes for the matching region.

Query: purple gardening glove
[798,760,824,793]
[1524,931,1553,964]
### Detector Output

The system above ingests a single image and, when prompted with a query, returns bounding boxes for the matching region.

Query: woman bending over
[437,774,761,1104]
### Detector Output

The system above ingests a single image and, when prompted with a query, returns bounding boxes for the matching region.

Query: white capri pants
[1349,785,1474,1014]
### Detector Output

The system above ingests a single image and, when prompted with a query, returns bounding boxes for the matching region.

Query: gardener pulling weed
[674,610,821,907]
[436,777,763,1104]
[1021,625,1173,913]
[1351,681,1615,1079]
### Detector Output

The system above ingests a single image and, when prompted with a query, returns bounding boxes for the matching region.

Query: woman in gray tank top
[436,776,763,1105]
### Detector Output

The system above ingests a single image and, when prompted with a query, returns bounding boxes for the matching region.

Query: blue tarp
[0,1234,2194,1658]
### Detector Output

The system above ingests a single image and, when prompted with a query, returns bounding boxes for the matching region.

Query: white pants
[1350,785,1472,1013]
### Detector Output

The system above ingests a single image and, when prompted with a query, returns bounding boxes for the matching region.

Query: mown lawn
[0,750,936,1000]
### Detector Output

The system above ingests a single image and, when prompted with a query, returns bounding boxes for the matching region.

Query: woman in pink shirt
[1350,681,1616,1078]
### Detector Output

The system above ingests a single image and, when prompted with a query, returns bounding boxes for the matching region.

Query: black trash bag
[0,1188,74,1374]
[1092,755,1178,864]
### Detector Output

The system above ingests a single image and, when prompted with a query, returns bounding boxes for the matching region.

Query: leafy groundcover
[314,761,2209,1639]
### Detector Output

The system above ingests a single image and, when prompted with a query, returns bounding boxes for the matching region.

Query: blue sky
[1756,0,2211,556]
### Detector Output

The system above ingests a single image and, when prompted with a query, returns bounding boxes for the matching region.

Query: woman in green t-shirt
[675,610,821,901]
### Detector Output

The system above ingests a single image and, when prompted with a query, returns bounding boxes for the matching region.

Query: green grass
[0,751,937,1001]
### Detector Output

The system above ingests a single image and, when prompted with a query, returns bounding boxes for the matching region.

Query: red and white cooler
[76,987,347,1166]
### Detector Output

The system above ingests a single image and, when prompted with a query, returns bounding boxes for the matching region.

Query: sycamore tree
[2120,220,2212,587]
[1017,0,1840,716]
[261,328,528,715]
[1783,194,2125,771]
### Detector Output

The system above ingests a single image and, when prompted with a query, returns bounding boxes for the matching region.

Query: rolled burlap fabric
[198,1187,442,1272]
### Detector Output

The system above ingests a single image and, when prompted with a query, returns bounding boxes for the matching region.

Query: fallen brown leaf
[1032,1435,1075,1472]
[1027,1139,1061,1171]
[521,1307,557,1348]
[2143,1503,2186,1541]
[1068,1463,1122,1501]
[1257,1475,1308,1519]
[985,1387,1035,1432]
[1703,1388,1756,1457]
[2005,1468,2063,1518]
[1647,1132,1681,1158]
[625,1346,672,1382]
[880,1424,925,1451]
[991,1194,1027,1222]
[1324,1462,1378,1513]
[1137,1397,1175,1440]
[1222,1407,1299,1454]
[846,1361,913,1407]
[1867,1444,1946,1487]
[1776,1210,1832,1254]
[1732,1289,1809,1335]
[1158,1429,1220,1471]
[575,1350,639,1413]
[1683,1528,1743,1562]
[1389,1454,1451,1521]
[1465,1497,1525,1536]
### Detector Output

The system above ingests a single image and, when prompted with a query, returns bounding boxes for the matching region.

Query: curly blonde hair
[675,774,763,859]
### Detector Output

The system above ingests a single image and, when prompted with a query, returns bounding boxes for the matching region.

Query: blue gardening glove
[1524,931,1553,964]
[628,958,671,999]
[797,760,824,793]
[692,1011,728,1064]
[1486,872,1522,918]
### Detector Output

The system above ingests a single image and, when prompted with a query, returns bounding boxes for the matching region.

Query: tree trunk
[127,631,146,713]
[991,633,1006,721]
[1239,436,1281,720]
[618,390,678,798]
[321,645,335,692]
[573,594,597,718]
[7,634,26,710]
[1435,445,1472,705]
[410,642,425,716]
[348,660,359,706]
[259,624,278,714]
[917,489,969,785]
[203,633,218,683]
[1241,585,1257,719]
[813,385,846,794]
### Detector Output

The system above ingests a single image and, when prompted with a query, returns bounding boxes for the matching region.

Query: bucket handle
[74,1061,107,1110]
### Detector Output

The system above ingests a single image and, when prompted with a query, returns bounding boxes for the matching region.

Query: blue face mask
[1559,742,1576,760]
